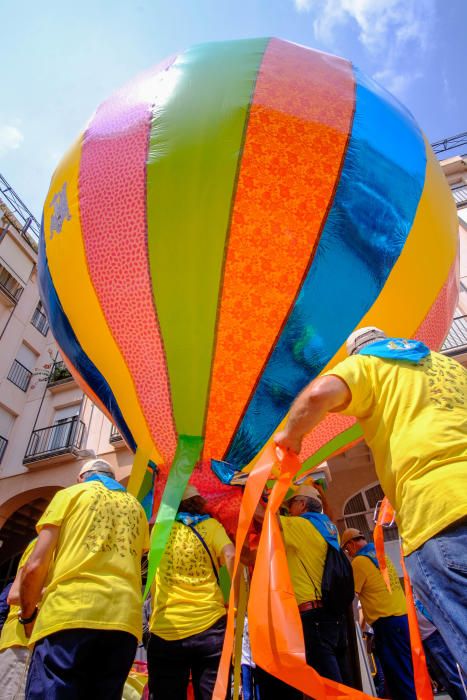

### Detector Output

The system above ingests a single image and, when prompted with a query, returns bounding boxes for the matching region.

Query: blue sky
[1,0,466,218]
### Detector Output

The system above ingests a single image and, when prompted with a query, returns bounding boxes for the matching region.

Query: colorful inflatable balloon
[39,35,457,557]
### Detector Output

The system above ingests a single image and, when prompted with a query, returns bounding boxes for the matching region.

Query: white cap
[346,326,386,356]
[79,458,115,479]
[181,484,200,501]
[285,484,322,502]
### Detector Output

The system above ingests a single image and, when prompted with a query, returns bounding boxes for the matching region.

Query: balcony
[109,424,125,447]
[452,184,467,209]
[0,435,7,463]
[7,359,32,392]
[47,361,74,391]
[442,315,467,355]
[31,306,49,336]
[24,417,85,465]
[0,265,23,305]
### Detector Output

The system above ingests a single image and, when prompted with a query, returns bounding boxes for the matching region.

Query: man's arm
[20,525,59,624]
[274,374,351,454]
[220,543,235,580]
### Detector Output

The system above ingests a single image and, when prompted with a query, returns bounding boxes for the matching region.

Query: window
[0,406,14,464]
[0,264,23,303]
[7,344,37,392]
[31,301,49,336]
[343,483,399,542]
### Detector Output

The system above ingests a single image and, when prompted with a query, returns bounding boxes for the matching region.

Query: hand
[273,430,302,455]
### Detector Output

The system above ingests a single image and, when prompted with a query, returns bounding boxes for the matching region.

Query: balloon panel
[40,37,458,495]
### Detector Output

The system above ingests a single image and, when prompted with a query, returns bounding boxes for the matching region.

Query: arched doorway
[0,488,59,589]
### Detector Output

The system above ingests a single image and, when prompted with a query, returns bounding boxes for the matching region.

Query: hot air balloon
[39,36,458,697]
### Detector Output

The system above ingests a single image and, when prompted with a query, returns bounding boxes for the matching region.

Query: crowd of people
[0,326,465,699]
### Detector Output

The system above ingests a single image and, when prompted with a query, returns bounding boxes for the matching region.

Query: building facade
[0,154,466,584]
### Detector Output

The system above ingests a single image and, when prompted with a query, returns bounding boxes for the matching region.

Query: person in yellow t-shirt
[19,458,149,700]
[147,484,234,700]
[254,484,353,700]
[341,528,416,699]
[0,538,36,700]
[274,327,467,674]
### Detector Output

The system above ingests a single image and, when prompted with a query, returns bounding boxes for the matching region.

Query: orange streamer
[213,444,278,700]
[401,546,434,700]
[373,497,394,593]
[215,447,375,699]
[375,497,432,699]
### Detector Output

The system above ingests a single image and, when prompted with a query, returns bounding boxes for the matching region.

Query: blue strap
[85,473,126,491]
[354,543,379,569]
[176,517,219,585]
[175,512,211,526]
[299,512,340,551]
[358,337,430,363]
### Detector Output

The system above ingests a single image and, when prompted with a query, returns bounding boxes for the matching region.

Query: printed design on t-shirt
[387,560,401,591]
[161,524,214,587]
[421,354,467,410]
[84,488,142,557]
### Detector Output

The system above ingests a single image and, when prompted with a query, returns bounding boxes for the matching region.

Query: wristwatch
[18,607,38,625]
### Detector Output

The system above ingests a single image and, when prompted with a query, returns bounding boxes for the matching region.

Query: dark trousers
[25,628,137,699]
[147,616,226,700]
[256,608,351,699]
[372,615,417,700]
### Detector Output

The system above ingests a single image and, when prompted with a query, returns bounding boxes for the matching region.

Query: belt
[298,600,323,612]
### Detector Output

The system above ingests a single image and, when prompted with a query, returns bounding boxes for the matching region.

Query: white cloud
[294,0,435,97]
[0,125,24,157]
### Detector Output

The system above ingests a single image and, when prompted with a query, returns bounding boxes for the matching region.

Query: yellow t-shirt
[326,351,467,554]
[29,481,149,645]
[352,553,406,625]
[0,539,37,651]
[150,518,231,641]
[280,516,328,605]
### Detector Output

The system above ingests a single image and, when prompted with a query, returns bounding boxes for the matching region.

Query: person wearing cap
[147,483,235,700]
[254,483,352,699]
[0,538,37,700]
[341,528,416,699]
[19,458,149,699]
[274,326,467,673]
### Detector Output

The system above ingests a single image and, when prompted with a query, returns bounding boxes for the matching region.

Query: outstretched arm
[274,374,351,454]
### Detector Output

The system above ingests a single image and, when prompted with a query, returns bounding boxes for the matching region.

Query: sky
[1,0,466,219]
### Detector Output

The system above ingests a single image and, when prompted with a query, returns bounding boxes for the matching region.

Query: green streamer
[144,435,204,596]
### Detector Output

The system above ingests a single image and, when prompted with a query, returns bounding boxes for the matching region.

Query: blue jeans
[372,615,417,700]
[25,628,137,699]
[241,664,261,700]
[424,629,466,700]
[405,519,467,674]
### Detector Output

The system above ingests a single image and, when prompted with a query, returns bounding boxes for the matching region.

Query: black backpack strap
[184,522,220,585]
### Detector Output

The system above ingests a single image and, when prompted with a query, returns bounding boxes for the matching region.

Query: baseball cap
[79,458,115,479]
[285,484,322,503]
[346,327,387,356]
[181,484,201,501]
[340,528,366,548]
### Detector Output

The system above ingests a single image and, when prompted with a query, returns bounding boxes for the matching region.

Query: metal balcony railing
[47,360,73,386]
[442,315,467,354]
[0,435,7,463]
[452,184,467,209]
[24,417,85,464]
[31,306,49,336]
[0,266,23,304]
[109,424,124,444]
[7,359,32,392]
